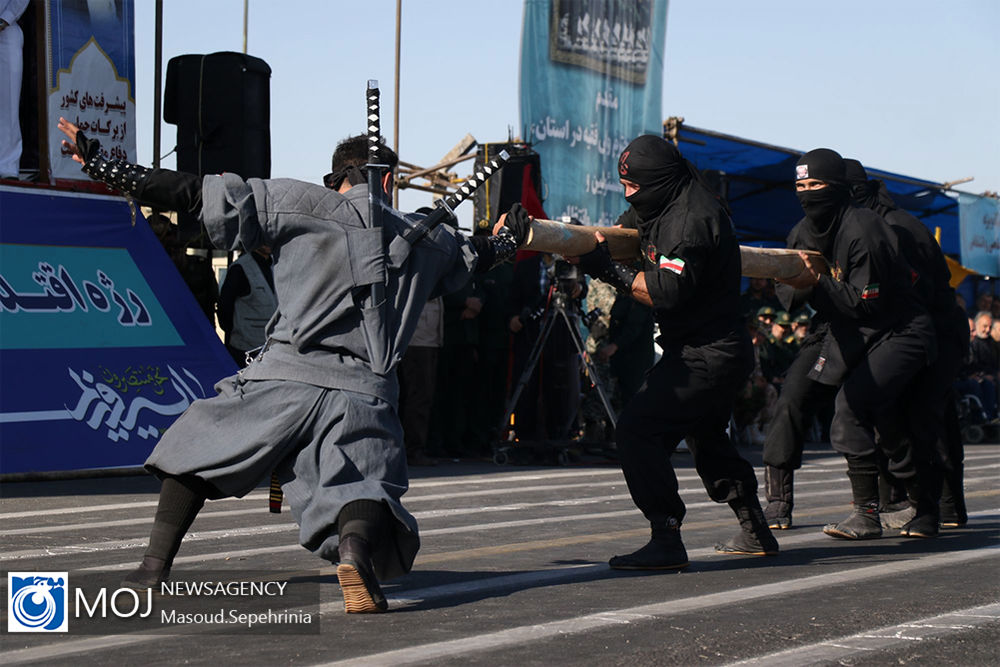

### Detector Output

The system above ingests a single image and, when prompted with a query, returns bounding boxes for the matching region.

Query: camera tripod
[493,287,617,465]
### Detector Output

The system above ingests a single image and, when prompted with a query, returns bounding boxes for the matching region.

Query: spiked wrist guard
[601,262,639,295]
[82,155,152,197]
[578,239,637,294]
[471,226,519,273]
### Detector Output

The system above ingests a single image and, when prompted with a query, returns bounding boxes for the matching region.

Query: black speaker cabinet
[472,143,542,234]
[164,52,271,179]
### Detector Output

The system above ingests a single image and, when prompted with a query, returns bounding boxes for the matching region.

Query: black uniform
[848,167,969,523]
[790,149,936,540]
[577,135,775,568]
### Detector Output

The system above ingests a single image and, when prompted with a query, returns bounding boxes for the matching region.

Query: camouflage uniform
[581,278,619,441]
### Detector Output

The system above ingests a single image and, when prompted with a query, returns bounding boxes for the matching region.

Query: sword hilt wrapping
[441,150,509,210]
[366,80,381,165]
[401,150,510,246]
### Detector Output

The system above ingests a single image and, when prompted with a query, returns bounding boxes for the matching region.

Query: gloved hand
[502,202,533,246]
[577,237,615,279]
[74,128,103,164]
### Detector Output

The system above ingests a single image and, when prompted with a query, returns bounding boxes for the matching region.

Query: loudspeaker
[472,143,542,234]
[164,52,271,179]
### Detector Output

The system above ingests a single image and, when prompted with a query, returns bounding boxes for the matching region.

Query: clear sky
[132,0,1000,228]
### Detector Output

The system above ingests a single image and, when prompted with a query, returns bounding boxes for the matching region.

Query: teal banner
[0,244,181,349]
[520,0,668,225]
[959,193,1000,277]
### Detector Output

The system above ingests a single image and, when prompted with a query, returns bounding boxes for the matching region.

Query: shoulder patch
[658,255,686,275]
[861,283,880,300]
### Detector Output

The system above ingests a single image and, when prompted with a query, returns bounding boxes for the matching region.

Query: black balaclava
[795,148,851,255]
[844,157,896,215]
[618,135,694,221]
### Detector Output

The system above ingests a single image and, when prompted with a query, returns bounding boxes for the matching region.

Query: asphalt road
[2,441,998,666]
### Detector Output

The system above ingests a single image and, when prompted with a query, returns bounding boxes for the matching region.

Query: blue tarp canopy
[675,124,962,256]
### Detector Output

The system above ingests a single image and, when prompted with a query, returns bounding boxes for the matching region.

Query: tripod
[493,287,617,465]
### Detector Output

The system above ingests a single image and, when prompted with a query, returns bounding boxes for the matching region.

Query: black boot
[123,475,207,589]
[336,500,389,613]
[609,518,689,570]
[716,492,780,556]
[823,471,882,539]
[939,468,968,527]
[763,466,793,530]
[899,477,940,538]
[337,535,388,613]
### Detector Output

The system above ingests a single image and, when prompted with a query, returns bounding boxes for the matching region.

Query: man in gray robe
[58,117,529,613]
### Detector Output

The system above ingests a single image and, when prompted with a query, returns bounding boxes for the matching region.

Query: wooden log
[522,218,827,279]
[740,246,828,279]
[523,218,641,260]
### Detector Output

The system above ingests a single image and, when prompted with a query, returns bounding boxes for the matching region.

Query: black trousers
[831,329,930,475]
[883,321,967,491]
[398,346,439,458]
[762,335,837,470]
[616,336,754,525]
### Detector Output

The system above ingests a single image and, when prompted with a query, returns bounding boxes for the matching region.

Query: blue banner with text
[520,0,667,225]
[0,187,236,474]
[958,193,1000,278]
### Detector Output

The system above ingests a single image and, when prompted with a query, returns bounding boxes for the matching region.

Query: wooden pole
[152,0,162,169]
[393,0,402,207]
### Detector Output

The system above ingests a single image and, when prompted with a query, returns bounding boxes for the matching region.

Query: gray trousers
[146,375,418,581]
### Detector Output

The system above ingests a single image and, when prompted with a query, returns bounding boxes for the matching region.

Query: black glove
[502,202,532,246]
[75,129,103,163]
[578,239,616,278]
[578,238,638,294]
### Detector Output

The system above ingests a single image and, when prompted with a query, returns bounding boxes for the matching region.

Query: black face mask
[797,186,849,229]
[619,135,692,221]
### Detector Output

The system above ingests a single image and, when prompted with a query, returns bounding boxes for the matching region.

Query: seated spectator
[733,316,778,446]
[791,311,811,344]
[955,311,998,421]
[765,311,798,387]
[757,305,776,332]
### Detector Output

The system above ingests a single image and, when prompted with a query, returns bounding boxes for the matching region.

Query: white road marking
[724,602,1000,666]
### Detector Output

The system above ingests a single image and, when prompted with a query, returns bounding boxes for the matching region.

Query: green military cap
[793,312,811,324]
[757,306,776,318]
[775,311,792,326]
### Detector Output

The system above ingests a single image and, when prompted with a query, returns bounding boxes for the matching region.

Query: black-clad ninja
[845,158,969,529]
[777,148,938,540]
[572,134,778,570]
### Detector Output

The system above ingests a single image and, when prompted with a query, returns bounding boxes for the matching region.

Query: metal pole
[152,0,162,168]
[243,0,248,54]
[392,0,401,207]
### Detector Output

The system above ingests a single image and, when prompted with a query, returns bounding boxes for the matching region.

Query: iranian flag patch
[861,283,880,300]
[659,255,686,275]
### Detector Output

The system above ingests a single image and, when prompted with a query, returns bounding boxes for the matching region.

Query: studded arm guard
[76,131,202,215]
[470,227,520,273]
[578,239,638,294]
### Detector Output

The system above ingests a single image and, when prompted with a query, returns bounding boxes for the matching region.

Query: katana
[365,79,387,306]
[401,150,510,246]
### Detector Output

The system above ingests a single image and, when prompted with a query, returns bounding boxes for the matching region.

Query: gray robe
[146,175,477,580]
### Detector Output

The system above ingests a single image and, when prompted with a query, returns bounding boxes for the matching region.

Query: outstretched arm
[57,117,203,216]
[467,202,534,273]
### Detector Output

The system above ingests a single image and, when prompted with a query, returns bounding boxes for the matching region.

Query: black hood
[844,158,897,217]
[795,148,852,256]
[618,135,699,221]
